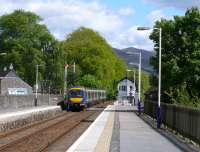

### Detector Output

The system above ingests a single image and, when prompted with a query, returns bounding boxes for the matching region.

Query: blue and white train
[61,86,106,111]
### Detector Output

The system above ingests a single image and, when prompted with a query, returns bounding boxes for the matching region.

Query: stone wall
[0,94,63,110]
[0,106,62,132]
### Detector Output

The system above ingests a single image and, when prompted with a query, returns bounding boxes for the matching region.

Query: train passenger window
[89,92,91,100]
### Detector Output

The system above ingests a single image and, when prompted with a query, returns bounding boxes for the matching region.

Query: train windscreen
[69,90,83,97]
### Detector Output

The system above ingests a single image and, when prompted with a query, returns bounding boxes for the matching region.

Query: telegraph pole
[35,65,39,106]
[73,62,76,73]
[64,64,68,98]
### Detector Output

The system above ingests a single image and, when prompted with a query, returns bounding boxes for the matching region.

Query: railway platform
[0,105,62,132]
[67,102,190,152]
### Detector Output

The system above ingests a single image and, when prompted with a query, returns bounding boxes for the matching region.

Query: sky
[0,0,199,50]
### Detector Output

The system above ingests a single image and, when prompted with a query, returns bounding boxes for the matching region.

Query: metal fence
[144,100,200,144]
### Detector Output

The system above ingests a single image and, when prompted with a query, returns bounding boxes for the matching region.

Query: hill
[113,47,155,73]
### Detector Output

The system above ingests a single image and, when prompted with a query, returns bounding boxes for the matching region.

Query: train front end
[66,87,86,111]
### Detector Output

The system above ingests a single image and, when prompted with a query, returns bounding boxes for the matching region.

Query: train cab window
[69,90,83,97]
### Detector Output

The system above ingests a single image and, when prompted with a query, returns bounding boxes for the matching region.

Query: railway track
[0,101,112,152]
[42,111,101,152]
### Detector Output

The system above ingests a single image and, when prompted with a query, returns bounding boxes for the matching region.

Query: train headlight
[70,97,83,103]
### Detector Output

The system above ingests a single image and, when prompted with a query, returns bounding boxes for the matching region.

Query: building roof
[0,69,33,92]
[117,77,134,84]
[0,70,19,78]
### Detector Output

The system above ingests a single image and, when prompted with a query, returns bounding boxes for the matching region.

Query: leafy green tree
[75,74,102,88]
[150,7,200,106]
[61,27,126,96]
[0,10,61,90]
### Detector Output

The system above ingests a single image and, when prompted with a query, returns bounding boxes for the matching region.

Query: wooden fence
[144,100,200,144]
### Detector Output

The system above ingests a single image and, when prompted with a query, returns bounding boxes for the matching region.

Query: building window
[122,86,126,91]
[119,85,127,91]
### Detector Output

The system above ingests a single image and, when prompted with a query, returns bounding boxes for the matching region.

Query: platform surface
[67,105,115,152]
[67,102,184,152]
[118,107,182,152]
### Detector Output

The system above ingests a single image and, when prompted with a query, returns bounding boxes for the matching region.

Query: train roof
[69,86,105,92]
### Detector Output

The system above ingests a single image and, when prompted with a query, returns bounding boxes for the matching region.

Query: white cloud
[0,0,123,39]
[147,10,168,25]
[0,0,154,50]
[111,26,154,50]
[119,7,134,16]
[144,0,200,9]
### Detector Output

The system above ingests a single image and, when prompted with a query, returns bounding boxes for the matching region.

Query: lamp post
[127,52,141,104]
[129,62,140,108]
[73,62,76,85]
[127,69,135,90]
[35,64,43,106]
[48,84,51,105]
[137,26,162,128]
[64,64,68,98]
[127,69,136,105]
[63,63,76,98]
[73,62,76,73]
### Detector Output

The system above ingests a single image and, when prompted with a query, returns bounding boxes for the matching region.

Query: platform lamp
[35,64,43,107]
[126,52,141,106]
[126,69,136,106]
[137,26,162,128]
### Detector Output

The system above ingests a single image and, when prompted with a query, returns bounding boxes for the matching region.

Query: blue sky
[98,0,185,26]
[0,0,199,50]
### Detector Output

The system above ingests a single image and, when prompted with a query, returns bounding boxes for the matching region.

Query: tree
[150,7,200,106]
[61,27,126,96]
[0,10,61,90]
[75,74,102,88]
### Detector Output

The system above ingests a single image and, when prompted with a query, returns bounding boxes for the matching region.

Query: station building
[117,77,136,103]
[0,68,32,95]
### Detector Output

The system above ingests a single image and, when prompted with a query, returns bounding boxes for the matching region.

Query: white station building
[117,77,136,104]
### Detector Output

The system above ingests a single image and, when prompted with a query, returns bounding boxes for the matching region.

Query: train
[59,86,106,111]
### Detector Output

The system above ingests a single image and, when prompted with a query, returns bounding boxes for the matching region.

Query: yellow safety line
[94,106,115,152]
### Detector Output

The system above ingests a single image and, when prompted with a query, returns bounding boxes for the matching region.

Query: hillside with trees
[113,47,155,73]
